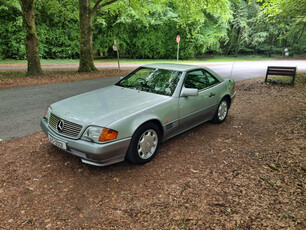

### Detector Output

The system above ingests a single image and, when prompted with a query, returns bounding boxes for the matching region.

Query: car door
[178,69,220,131]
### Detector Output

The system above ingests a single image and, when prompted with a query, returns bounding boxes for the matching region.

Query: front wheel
[212,98,229,123]
[126,122,161,165]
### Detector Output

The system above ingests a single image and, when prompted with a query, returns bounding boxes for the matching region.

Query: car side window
[184,70,219,90]
[204,70,219,86]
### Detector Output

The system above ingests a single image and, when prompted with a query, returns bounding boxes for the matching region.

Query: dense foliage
[36,0,79,59]
[0,0,305,60]
[0,0,25,59]
[94,2,229,59]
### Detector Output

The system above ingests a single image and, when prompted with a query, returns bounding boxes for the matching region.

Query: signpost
[284,47,289,57]
[176,35,180,61]
[113,39,120,70]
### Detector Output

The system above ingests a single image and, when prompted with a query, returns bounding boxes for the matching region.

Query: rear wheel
[126,122,161,165]
[212,98,229,123]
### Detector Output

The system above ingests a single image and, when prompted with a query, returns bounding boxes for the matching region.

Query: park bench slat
[267,71,296,75]
[265,66,297,85]
[268,66,296,70]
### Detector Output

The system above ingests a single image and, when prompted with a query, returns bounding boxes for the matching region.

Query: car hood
[51,85,169,127]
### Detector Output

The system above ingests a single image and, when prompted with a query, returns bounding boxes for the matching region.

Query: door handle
[209,93,216,97]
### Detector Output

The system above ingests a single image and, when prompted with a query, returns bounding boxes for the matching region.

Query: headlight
[44,106,52,120]
[82,126,118,143]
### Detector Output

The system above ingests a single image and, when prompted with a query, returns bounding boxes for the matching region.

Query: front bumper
[41,118,131,166]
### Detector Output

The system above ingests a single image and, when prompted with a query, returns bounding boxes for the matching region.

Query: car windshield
[116,67,182,96]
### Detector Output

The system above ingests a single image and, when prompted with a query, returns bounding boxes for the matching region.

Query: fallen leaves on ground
[0,76,305,229]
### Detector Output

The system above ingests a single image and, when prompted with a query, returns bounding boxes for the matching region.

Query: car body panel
[179,84,220,129]
[108,96,180,140]
[41,63,236,166]
[51,85,170,129]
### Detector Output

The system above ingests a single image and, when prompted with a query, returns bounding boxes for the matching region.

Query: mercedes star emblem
[56,120,65,132]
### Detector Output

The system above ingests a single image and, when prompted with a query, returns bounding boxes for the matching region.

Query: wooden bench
[265,66,297,85]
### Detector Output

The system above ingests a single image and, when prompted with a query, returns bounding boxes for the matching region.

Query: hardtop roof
[142,63,207,72]
[139,63,225,82]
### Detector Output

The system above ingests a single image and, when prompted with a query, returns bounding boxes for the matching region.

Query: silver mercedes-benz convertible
[41,63,236,166]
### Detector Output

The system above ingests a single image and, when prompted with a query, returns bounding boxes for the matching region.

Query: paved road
[1,60,305,79]
[0,77,120,140]
[0,60,305,140]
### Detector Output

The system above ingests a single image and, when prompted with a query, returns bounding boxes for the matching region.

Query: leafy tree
[260,0,305,39]
[35,0,79,59]
[78,0,119,72]
[225,0,269,55]
[0,0,25,60]
[222,0,305,56]
[78,0,230,72]
[0,0,80,61]
[258,0,306,55]
[2,0,304,64]
[18,0,43,75]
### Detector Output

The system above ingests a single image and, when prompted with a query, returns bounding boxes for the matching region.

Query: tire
[125,122,161,165]
[212,98,229,124]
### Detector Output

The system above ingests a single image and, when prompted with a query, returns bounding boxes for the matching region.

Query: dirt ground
[0,72,305,229]
[0,68,132,90]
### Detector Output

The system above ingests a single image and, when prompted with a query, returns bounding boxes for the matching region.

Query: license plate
[48,134,67,150]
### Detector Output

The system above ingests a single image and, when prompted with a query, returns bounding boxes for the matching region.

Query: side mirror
[180,87,198,97]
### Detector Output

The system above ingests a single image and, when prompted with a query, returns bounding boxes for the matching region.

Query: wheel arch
[125,118,164,164]
[222,94,231,109]
[137,119,164,140]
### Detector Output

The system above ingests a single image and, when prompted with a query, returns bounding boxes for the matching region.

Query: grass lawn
[0,55,290,65]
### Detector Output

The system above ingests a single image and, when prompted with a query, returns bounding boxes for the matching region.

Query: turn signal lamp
[99,128,118,142]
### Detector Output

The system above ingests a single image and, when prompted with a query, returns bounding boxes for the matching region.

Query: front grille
[49,113,83,138]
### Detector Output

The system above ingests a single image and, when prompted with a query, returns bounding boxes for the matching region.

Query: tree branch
[91,0,118,15]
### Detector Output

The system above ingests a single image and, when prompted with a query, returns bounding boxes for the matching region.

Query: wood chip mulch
[0,74,305,229]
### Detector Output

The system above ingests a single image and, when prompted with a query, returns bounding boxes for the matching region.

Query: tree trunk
[269,34,274,57]
[235,27,242,55]
[226,26,236,56]
[19,0,43,76]
[78,0,97,72]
